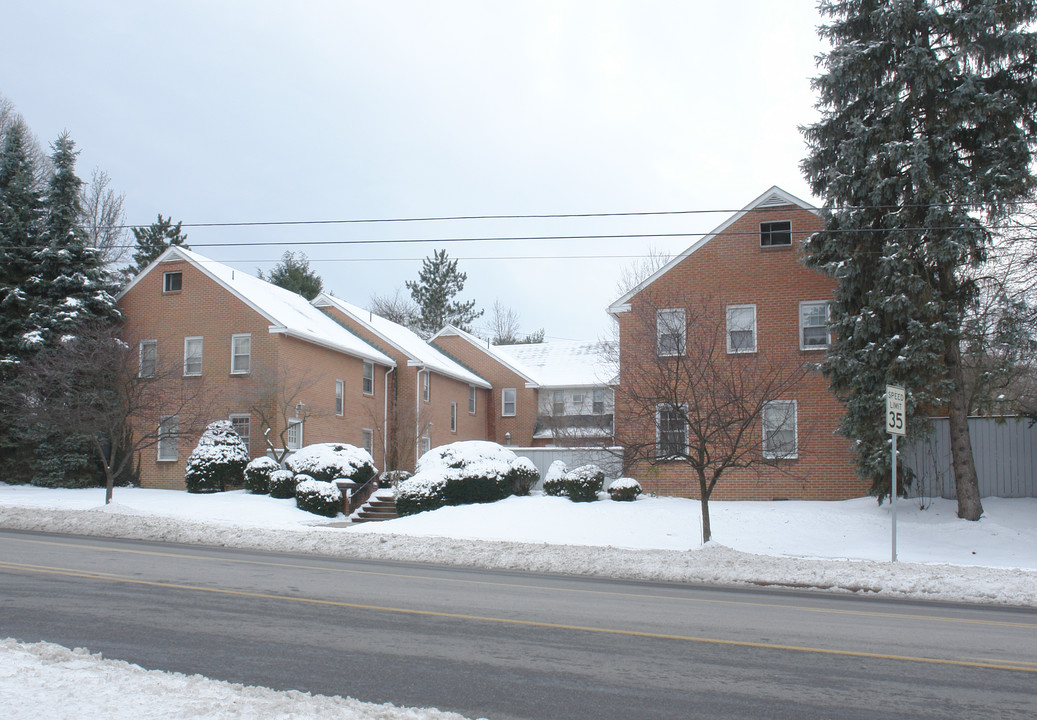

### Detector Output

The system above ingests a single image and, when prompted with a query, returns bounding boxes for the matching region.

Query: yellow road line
[3,534,1036,630]
[1,559,1035,675]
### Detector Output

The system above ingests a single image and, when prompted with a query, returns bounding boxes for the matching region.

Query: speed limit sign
[886,385,906,436]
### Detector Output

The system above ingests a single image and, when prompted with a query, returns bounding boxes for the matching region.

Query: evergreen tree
[258,250,323,300]
[128,214,188,276]
[801,0,1037,519]
[0,120,45,368]
[405,249,483,337]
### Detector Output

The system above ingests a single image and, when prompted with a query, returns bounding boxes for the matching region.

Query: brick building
[608,186,865,501]
[117,247,394,489]
[312,294,492,471]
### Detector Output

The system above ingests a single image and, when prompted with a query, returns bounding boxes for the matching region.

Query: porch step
[352,493,398,523]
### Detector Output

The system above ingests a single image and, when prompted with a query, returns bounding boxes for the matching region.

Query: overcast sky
[2,1,827,341]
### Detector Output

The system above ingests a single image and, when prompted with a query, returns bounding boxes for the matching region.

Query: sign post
[885,385,906,562]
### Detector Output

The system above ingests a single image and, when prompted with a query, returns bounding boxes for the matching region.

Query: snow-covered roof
[431,325,539,385]
[312,295,490,388]
[117,247,394,366]
[609,185,818,315]
[493,340,616,388]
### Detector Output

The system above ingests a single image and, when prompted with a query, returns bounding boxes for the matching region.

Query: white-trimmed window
[362,361,374,395]
[763,400,798,459]
[450,402,457,432]
[593,388,605,414]
[229,413,250,450]
[656,404,687,458]
[553,390,565,416]
[502,388,516,417]
[726,305,757,353]
[657,308,686,357]
[163,271,182,292]
[286,419,303,451]
[139,340,157,378]
[335,379,344,416]
[183,337,203,376]
[422,371,430,402]
[468,385,477,414]
[420,435,431,455]
[799,301,831,350]
[157,415,179,461]
[572,392,585,406]
[760,221,792,247]
[361,428,374,454]
[231,333,251,374]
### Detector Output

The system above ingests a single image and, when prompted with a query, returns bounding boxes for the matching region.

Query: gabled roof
[117,247,394,366]
[431,326,614,389]
[312,295,490,388]
[431,325,539,386]
[492,340,616,388]
[608,186,818,315]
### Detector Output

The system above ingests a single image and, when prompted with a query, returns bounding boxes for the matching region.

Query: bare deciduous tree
[239,361,327,464]
[79,167,128,271]
[615,295,809,543]
[6,321,215,503]
[369,287,421,332]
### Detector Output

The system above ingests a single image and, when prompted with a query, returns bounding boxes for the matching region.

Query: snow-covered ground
[3,483,1036,719]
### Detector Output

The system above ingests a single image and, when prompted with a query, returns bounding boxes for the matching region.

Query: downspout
[383,366,394,472]
[415,366,425,466]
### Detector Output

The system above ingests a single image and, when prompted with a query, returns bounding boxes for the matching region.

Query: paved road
[1,528,1035,719]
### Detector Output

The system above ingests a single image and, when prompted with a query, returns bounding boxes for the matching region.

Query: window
[229,413,250,450]
[553,390,565,416]
[286,419,303,451]
[183,337,203,376]
[139,340,157,378]
[572,392,585,405]
[231,334,251,374]
[656,405,687,458]
[361,428,374,454]
[657,309,686,357]
[163,271,182,292]
[468,385,477,414]
[422,371,430,402]
[420,435,431,454]
[335,379,344,416]
[763,400,798,459]
[157,415,178,461]
[760,221,792,247]
[726,305,756,353]
[362,361,374,395]
[800,301,831,350]
[450,402,457,432]
[593,388,605,414]
[502,388,516,417]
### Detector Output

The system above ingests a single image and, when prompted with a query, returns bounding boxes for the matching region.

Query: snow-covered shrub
[607,477,642,502]
[542,460,569,497]
[243,456,280,494]
[564,464,605,502]
[394,473,448,517]
[396,441,518,516]
[268,469,298,499]
[507,457,540,496]
[285,443,376,485]
[295,478,343,517]
[184,421,249,493]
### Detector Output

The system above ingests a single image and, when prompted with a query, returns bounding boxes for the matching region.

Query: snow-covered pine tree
[405,249,483,338]
[802,0,1037,519]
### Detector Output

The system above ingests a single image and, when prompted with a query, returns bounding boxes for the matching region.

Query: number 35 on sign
[886,385,906,436]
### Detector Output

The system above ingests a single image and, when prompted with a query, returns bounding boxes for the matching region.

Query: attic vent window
[163,271,183,292]
[760,221,792,247]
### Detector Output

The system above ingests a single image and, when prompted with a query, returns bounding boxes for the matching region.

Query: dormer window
[760,221,792,247]
[163,271,183,292]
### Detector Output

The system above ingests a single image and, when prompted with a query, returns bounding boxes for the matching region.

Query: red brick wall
[615,205,866,500]
[118,258,389,489]
[431,335,537,447]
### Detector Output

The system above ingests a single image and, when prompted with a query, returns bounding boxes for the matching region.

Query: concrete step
[352,494,398,523]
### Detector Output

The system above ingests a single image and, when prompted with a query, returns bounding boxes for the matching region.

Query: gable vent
[758,192,791,208]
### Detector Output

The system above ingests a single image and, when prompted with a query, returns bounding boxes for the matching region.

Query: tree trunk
[698,472,711,543]
[945,338,983,520]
